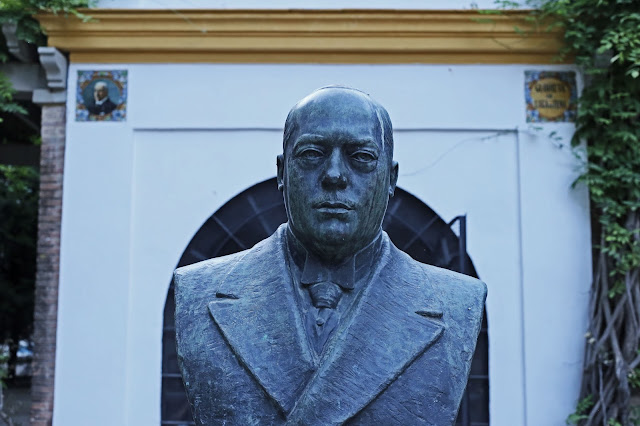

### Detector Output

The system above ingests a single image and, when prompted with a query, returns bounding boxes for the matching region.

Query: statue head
[277,86,399,263]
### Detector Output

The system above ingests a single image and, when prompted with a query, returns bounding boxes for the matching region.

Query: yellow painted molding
[37,9,567,64]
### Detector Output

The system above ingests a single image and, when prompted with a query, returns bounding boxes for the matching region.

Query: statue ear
[277,155,285,191]
[389,161,399,197]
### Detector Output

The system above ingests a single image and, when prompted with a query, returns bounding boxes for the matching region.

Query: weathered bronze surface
[174,86,487,425]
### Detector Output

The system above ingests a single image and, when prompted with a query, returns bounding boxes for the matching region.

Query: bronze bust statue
[174,86,487,425]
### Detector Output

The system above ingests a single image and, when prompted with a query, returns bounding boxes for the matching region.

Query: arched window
[161,178,489,425]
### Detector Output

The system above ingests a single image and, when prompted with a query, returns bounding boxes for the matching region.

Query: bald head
[277,86,399,262]
[283,86,394,163]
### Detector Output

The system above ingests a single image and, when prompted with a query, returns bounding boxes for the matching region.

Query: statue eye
[299,148,324,160]
[351,151,377,162]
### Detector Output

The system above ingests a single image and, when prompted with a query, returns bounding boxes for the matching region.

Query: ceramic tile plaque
[76,70,128,122]
[525,70,577,123]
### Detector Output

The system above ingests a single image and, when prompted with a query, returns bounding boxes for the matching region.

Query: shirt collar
[285,224,383,291]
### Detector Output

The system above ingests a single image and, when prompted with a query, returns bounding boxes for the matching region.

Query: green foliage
[543,1,640,423]
[0,165,39,347]
[494,1,640,425]
[630,367,640,389]
[0,0,92,43]
[0,73,26,122]
[0,0,92,124]
[567,395,594,424]
[562,1,640,292]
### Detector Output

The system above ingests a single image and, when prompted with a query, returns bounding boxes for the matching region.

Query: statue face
[278,89,398,262]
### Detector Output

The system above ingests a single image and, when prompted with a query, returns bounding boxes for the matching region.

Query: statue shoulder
[419,262,487,328]
[173,250,249,304]
[422,264,487,304]
[386,239,487,311]
[173,229,285,305]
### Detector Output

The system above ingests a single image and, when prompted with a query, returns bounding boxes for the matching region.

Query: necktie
[304,281,344,354]
[286,228,383,356]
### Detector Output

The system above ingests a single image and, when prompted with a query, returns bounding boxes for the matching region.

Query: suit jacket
[174,224,486,425]
[88,98,116,115]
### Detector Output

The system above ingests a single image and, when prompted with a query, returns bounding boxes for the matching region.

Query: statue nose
[321,150,348,189]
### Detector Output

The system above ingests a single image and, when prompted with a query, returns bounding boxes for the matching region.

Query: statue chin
[291,229,357,262]
[300,229,381,264]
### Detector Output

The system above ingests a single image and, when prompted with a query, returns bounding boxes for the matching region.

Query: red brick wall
[30,105,65,426]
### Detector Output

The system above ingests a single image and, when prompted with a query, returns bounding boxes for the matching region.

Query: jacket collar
[286,227,383,290]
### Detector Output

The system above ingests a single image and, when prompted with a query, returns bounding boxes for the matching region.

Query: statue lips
[313,201,354,217]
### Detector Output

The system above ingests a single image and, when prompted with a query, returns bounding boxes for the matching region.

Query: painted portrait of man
[87,81,117,116]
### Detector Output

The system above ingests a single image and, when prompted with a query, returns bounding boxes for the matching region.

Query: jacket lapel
[286,238,445,425]
[207,226,316,416]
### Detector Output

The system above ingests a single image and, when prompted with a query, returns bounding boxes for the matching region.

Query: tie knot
[307,281,343,309]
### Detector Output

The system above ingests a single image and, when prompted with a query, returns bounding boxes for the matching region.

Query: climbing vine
[494,1,640,424]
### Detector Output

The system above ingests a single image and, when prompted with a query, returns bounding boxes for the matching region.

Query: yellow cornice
[37,9,567,64]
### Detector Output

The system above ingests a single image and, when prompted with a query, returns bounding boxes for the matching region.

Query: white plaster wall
[518,126,592,425]
[55,63,591,426]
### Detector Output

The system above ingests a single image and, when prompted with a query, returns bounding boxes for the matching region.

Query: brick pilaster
[30,105,65,426]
